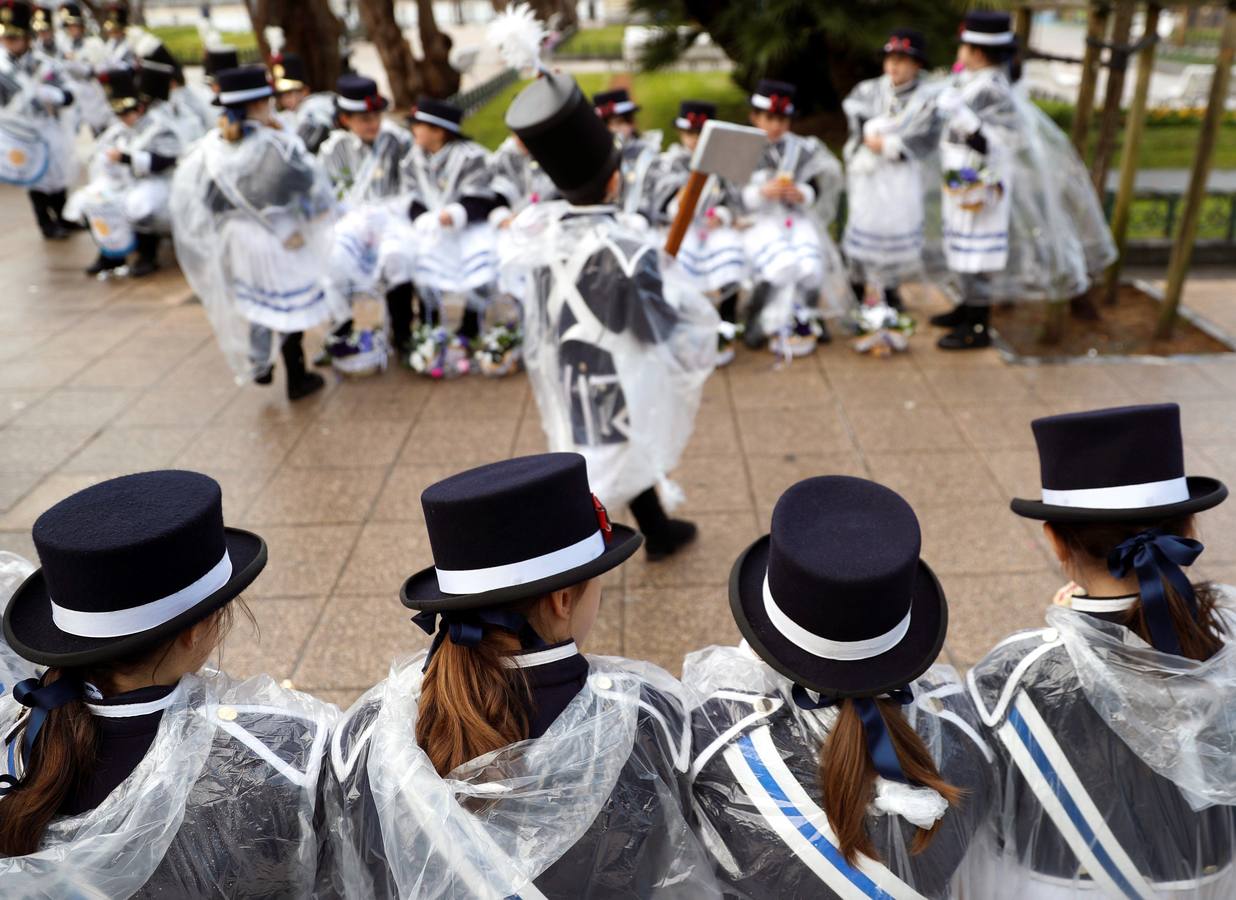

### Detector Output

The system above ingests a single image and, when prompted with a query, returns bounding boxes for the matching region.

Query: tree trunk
[415,0,460,98]
[248,0,344,93]
[357,0,420,108]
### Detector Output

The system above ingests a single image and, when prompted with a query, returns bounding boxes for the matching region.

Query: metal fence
[449,67,520,117]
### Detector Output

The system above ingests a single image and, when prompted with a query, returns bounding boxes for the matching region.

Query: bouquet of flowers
[474,321,523,377]
[848,286,915,358]
[407,325,472,380]
[324,327,390,377]
[768,305,825,360]
[943,165,1003,213]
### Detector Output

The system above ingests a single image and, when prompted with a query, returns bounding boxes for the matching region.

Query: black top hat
[750,78,797,116]
[271,52,307,93]
[4,471,266,668]
[0,1,35,36]
[1011,404,1227,523]
[204,45,240,80]
[884,28,927,64]
[213,65,273,107]
[335,73,388,114]
[102,1,127,29]
[138,59,174,102]
[101,66,139,112]
[675,100,716,132]
[409,95,463,134]
[57,2,83,25]
[730,476,947,698]
[961,11,1015,47]
[31,5,48,31]
[506,72,621,206]
[144,42,184,84]
[592,87,638,119]
[402,453,642,612]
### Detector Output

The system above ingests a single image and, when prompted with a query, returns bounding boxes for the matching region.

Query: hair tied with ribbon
[792,684,914,784]
[1107,529,1204,656]
[0,675,83,796]
[412,608,546,672]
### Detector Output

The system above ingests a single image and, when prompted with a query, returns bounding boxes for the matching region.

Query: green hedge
[149,25,259,67]
[554,24,626,60]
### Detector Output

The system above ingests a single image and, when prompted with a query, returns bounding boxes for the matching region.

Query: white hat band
[51,551,234,638]
[218,85,273,105]
[960,29,1015,46]
[337,95,377,112]
[1041,475,1189,510]
[435,530,604,594]
[762,573,911,661]
[413,110,461,133]
[750,93,795,115]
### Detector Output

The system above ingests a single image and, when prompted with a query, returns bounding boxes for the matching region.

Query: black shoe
[644,519,698,562]
[86,254,122,276]
[743,283,771,348]
[129,257,159,278]
[42,224,70,241]
[254,367,274,385]
[884,287,904,311]
[817,320,832,345]
[937,324,992,351]
[287,371,326,401]
[929,306,966,328]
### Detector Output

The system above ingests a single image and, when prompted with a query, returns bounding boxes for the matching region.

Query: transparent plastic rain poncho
[170,123,347,379]
[500,202,718,510]
[0,552,37,691]
[324,651,723,899]
[936,66,1115,302]
[841,74,946,287]
[0,49,77,193]
[965,590,1236,898]
[488,134,561,215]
[683,644,999,899]
[0,670,338,898]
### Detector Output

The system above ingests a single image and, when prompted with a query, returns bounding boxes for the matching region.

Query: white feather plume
[264,26,285,57]
[195,19,225,51]
[486,3,547,73]
[129,28,163,58]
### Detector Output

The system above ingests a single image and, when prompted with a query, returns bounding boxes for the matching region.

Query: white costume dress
[0,47,76,193]
[842,74,944,287]
[488,134,560,302]
[53,30,111,135]
[171,122,346,378]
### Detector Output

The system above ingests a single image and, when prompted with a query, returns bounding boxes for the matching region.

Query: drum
[0,116,50,187]
[87,196,137,258]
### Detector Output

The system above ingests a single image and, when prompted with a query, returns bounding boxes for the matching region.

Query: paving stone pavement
[3,194,1236,709]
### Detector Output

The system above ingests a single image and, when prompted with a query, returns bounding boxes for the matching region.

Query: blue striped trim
[943,229,1008,239]
[1007,707,1146,900]
[846,225,924,242]
[235,283,327,313]
[737,734,894,899]
[678,243,747,263]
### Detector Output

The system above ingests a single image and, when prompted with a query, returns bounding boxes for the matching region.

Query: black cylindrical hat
[1011,404,1227,523]
[213,65,273,107]
[506,72,621,206]
[961,11,1015,47]
[884,28,927,63]
[675,100,716,131]
[0,1,35,36]
[204,45,240,80]
[101,66,140,112]
[592,87,638,119]
[143,42,184,85]
[402,453,642,612]
[4,470,267,668]
[335,73,388,113]
[57,2,84,26]
[750,78,797,116]
[138,59,174,102]
[102,1,127,29]
[271,52,307,93]
[410,95,462,133]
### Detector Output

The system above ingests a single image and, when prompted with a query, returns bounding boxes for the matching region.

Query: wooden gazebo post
[1089,0,1136,194]
[1156,1,1236,339]
[1072,1,1112,155]
[1103,3,1161,304]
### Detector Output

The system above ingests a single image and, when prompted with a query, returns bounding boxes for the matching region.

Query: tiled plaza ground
[2,193,1236,708]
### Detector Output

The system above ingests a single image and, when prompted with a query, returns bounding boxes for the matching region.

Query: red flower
[685,110,708,129]
[768,93,791,115]
[597,101,616,118]
[593,494,612,542]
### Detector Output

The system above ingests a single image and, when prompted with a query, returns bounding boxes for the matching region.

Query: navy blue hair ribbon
[1107,529,1203,656]
[0,675,82,796]
[792,685,915,784]
[412,608,546,671]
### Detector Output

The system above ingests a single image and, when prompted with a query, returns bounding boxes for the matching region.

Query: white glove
[949,104,981,138]
[35,84,65,107]
[413,211,436,233]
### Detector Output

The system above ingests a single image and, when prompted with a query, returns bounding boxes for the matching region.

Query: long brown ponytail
[1051,514,1227,662]
[818,699,963,865]
[0,604,239,857]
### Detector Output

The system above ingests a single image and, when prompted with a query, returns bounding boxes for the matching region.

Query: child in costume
[842,28,942,311]
[170,65,346,402]
[968,404,1236,898]
[652,100,747,366]
[741,79,849,358]
[594,86,661,226]
[51,2,110,136]
[930,11,1115,350]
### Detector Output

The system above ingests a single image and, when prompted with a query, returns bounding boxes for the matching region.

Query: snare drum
[0,116,50,187]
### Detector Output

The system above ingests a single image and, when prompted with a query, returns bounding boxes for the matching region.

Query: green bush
[554,24,626,60]
[149,25,259,66]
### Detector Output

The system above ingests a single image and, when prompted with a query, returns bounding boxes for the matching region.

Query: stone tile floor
[3,194,1236,707]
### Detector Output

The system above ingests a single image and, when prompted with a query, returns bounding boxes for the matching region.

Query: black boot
[851,281,867,303]
[743,282,772,348]
[929,304,966,328]
[629,487,697,562]
[457,306,481,342]
[282,331,325,400]
[315,318,354,367]
[29,191,67,239]
[129,233,160,277]
[937,305,992,351]
[386,281,415,353]
[718,284,740,325]
[86,253,124,276]
[48,190,82,231]
[884,286,904,311]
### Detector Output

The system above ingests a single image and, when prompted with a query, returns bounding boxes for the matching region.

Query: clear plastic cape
[967,606,1236,897]
[0,670,337,899]
[0,49,77,193]
[938,67,1115,302]
[325,651,722,899]
[170,124,347,379]
[683,644,999,899]
[501,201,717,510]
[488,134,560,214]
[0,552,36,690]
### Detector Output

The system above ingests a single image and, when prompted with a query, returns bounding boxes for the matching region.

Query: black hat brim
[402,523,642,612]
[3,528,267,668]
[729,534,948,698]
[1010,475,1227,523]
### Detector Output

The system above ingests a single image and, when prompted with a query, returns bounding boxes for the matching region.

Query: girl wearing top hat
[740,79,849,358]
[170,65,347,402]
[269,48,334,154]
[99,2,134,68]
[0,470,336,896]
[841,28,942,313]
[685,475,997,897]
[652,100,747,367]
[968,403,1236,898]
[929,11,1114,351]
[593,87,661,225]
[52,3,111,138]
[324,453,720,898]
